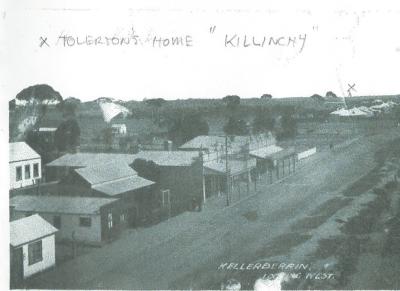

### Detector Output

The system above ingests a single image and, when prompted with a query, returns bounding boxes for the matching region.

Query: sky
[1,1,400,102]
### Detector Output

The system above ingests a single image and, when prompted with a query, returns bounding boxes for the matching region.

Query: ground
[25,127,400,290]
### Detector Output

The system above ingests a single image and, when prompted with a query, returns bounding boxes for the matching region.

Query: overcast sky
[1,1,400,101]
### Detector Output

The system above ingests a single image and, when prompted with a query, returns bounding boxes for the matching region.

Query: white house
[9,142,42,189]
[10,214,57,287]
[10,195,124,244]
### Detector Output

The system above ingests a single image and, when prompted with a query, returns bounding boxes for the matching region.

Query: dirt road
[28,130,399,290]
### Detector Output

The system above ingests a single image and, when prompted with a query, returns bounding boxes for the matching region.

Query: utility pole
[225,135,230,206]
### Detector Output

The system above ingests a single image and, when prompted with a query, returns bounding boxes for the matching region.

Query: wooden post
[276,162,279,180]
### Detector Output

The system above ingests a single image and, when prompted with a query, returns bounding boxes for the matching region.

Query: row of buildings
[9,134,316,285]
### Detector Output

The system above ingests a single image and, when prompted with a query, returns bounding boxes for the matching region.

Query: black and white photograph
[2,1,400,290]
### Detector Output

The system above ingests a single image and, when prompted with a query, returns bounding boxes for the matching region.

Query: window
[33,163,39,178]
[24,164,31,179]
[16,166,22,181]
[79,217,91,227]
[28,240,42,265]
[160,189,171,206]
[120,213,126,222]
[107,213,113,229]
[53,216,61,229]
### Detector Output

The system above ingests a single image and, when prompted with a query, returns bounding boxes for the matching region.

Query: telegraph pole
[225,135,230,206]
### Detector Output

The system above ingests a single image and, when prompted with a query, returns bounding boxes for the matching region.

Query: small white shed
[10,214,57,285]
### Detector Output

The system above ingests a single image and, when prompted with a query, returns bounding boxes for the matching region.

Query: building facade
[9,142,42,189]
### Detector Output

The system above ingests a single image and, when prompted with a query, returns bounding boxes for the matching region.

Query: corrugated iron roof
[74,161,137,185]
[133,151,200,166]
[10,195,118,215]
[10,214,58,247]
[204,158,257,176]
[268,148,296,160]
[92,176,155,196]
[47,153,136,167]
[249,145,283,159]
[9,142,40,162]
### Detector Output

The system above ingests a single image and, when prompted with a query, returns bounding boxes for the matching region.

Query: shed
[10,214,57,286]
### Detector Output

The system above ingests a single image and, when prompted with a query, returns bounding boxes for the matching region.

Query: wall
[297,147,317,160]
[9,158,41,189]
[21,235,55,278]
[14,211,102,244]
[158,160,203,215]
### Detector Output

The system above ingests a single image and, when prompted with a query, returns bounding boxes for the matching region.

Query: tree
[275,107,297,140]
[132,159,161,182]
[145,98,166,123]
[168,113,209,145]
[16,84,63,104]
[310,94,325,102]
[252,109,275,133]
[54,119,80,152]
[326,91,338,98]
[222,95,241,113]
[102,127,113,150]
[223,117,249,135]
[260,94,273,100]
[57,97,81,117]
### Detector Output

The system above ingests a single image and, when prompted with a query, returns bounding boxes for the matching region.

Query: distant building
[179,134,276,157]
[33,127,57,144]
[10,214,57,287]
[10,195,125,244]
[111,124,127,135]
[9,142,42,189]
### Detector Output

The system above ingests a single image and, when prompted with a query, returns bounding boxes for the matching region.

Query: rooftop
[133,150,200,167]
[93,176,155,196]
[204,158,257,176]
[75,161,137,185]
[10,195,118,215]
[179,134,275,153]
[10,214,58,247]
[47,153,136,168]
[249,145,283,159]
[9,142,40,163]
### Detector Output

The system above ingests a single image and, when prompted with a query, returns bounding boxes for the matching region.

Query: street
[28,130,399,290]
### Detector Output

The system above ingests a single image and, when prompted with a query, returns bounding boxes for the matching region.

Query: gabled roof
[9,142,40,163]
[10,214,58,247]
[10,195,118,215]
[133,151,200,167]
[47,153,136,167]
[74,161,137,185]
[93,176,155,196]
